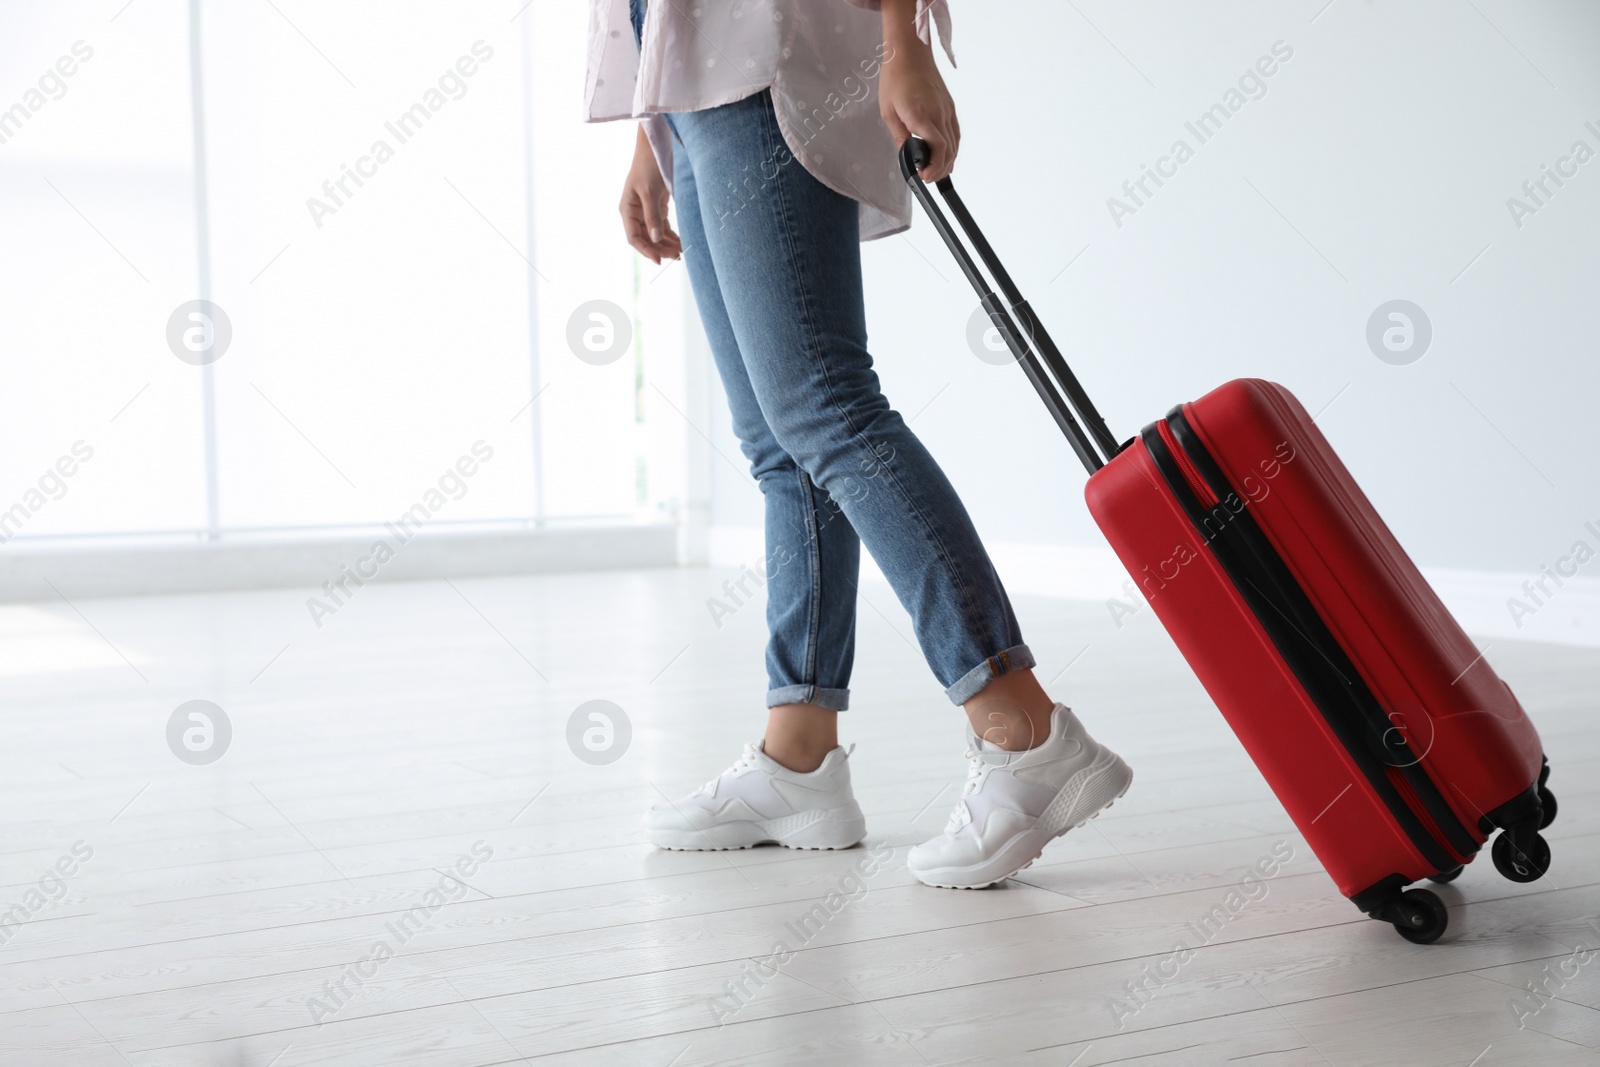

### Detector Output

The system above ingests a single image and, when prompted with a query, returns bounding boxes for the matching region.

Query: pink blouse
[584,1,955,242]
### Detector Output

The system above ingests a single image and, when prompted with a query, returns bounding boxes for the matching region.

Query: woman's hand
[878,0,959,182]
[620,125,681,264]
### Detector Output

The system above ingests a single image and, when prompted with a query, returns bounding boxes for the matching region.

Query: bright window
[0,1,680,545]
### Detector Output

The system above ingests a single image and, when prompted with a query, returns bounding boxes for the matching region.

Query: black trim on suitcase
[1349,874,1412,917]
[1140,417,1469,874]
[1483,785,1542,835]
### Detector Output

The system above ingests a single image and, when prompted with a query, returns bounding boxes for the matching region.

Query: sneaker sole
[647,805,867,852]
[913,747,1134,890]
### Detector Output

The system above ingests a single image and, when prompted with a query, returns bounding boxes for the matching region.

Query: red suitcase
[902,138,1554,942]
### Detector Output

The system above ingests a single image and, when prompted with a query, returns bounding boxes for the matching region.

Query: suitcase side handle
[900,136,1119,475]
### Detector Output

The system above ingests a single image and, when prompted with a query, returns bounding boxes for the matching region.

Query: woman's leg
[671,115,860,771]
[639,110,869,853]
[670,91,1033,714]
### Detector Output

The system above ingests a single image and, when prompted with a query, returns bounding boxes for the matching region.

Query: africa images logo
[305,41,494,229]
[1106,41,1295,228]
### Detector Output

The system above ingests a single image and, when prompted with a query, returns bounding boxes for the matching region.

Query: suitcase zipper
[1142,410,1477,870]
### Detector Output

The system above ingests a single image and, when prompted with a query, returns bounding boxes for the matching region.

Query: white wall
[706,0,1600,645]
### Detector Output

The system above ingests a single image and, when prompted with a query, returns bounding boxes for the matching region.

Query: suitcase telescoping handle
[899,135,1120,475]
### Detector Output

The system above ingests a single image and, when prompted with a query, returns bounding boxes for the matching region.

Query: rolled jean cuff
[944,643,1037,706]
[766,684,851,711]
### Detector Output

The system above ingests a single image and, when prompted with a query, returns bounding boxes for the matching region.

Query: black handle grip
[899,135,933,179]
[899,136,1120,475]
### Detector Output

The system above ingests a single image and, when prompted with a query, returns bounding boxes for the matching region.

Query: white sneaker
[908,704,1132,889]
[645,741,868,851]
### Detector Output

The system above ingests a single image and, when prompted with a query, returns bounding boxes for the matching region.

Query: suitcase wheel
[1537,758,1556,830]
[1538,786,1557,830]
[1426,865,1463,885]
[1492,830,1551,884]
[1390,888,1449,945]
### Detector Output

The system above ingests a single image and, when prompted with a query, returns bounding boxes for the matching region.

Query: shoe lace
[697,741,762,797]
[943,746,987,833]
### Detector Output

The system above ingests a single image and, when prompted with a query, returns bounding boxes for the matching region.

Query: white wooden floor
[1,566,1596,1066]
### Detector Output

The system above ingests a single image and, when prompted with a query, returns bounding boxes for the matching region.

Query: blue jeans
[665,93,1036,710]
[633,9,1032,709]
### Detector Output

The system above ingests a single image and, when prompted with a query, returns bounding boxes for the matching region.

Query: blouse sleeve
[845,0,956,66]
